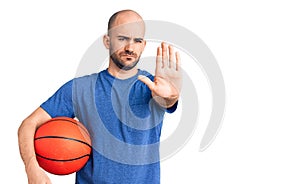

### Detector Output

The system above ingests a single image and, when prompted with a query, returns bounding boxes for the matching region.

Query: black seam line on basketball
[46,118,90,136]
[35,136,92,148]
[36,153,90,162]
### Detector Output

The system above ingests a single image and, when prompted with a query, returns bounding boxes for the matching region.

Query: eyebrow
[117,35,129,39]
[117,35,144,41]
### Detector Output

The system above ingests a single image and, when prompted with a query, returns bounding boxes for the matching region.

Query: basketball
[34,117,92,175]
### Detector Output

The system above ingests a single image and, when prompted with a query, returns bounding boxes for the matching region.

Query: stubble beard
[110,53,140,71]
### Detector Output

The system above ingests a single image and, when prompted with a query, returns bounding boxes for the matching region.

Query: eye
[118,37,125,41]
[134,39,143,43]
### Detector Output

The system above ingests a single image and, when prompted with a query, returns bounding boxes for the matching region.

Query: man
[18,9,181,184]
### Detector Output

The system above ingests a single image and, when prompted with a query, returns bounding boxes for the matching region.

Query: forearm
[18,118,39,171]
[18,107,53,183]
[18,107,51,172]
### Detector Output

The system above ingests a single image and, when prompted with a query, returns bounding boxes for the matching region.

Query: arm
[138,42,182,108]
[18,107,52,184]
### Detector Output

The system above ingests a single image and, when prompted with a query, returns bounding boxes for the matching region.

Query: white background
[1,0,300,183]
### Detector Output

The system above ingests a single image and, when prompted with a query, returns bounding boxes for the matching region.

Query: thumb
[138,75,155,90]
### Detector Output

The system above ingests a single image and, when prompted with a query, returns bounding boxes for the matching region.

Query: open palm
[138,42,182,107]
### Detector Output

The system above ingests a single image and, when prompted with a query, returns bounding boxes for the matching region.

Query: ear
[103,34,110,49]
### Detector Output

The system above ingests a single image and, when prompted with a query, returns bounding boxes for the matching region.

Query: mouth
[121,55,136,60]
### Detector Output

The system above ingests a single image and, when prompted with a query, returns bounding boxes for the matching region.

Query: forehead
[109,22,145,38]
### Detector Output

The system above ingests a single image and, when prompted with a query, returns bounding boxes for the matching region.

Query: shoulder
[74,72,99,82]
[58,71,100,90]
[72,73,101,95]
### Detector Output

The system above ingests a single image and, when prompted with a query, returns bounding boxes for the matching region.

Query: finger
[175,51,181,71]
[168,45,174,68]
[138,75,155,90]
[161,42,167,68]
[156,47,162,69]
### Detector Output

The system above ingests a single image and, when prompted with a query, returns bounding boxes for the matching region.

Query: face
[104,15,146,71]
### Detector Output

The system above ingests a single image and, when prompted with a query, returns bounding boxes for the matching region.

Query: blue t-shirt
[41,69,177,184]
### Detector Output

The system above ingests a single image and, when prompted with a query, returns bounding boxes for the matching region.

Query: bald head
[107,10,145,33]
[103,10,146,72]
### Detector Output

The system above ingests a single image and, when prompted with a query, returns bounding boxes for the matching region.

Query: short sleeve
[40,80,75,118]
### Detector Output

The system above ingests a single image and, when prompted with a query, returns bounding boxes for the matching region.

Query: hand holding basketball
[25,157,52,184]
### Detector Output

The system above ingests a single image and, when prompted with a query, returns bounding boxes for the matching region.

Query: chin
[111,55,140,71]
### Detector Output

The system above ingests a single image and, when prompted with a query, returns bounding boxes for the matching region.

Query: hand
[138,42,182,107]
[25,158,52,184]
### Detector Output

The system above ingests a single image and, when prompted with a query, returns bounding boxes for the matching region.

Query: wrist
[164,95,179,108]
[153,94,179,108]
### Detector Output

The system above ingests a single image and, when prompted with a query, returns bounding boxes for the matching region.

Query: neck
[107,61,138,79]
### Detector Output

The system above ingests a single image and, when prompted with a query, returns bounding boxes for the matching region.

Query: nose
[124,40,134,52]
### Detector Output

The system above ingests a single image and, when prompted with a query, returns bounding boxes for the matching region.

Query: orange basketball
[34,117,92,175]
